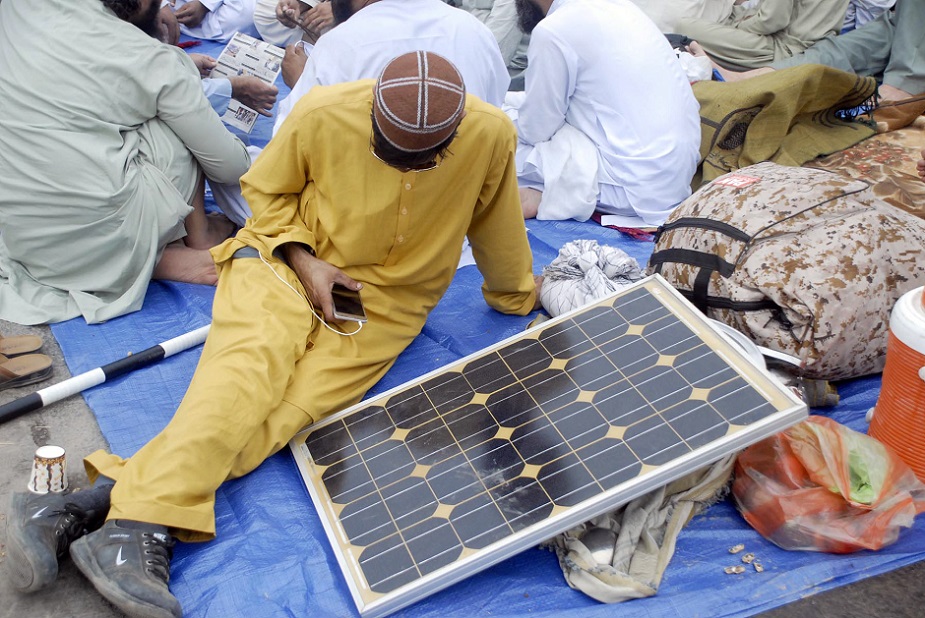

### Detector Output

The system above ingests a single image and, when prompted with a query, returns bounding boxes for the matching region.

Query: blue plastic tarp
[50,222,925,618]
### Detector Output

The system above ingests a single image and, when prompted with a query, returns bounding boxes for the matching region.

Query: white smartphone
[331,283,367,323]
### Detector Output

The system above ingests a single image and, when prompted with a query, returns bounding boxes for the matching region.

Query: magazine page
[211,32,285,133]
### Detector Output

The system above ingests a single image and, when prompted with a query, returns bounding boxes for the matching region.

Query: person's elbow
[207,142,252,184]
[517,116,561,146]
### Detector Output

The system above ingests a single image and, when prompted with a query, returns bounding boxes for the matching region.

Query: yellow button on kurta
[397,235,405,243]
[404,183,412,190]
[401,208,408,215]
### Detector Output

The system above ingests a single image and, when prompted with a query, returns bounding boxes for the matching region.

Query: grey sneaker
[6,491,106,593]
[70,520,181,618]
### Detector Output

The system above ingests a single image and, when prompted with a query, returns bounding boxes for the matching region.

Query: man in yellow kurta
[7,52,538,618]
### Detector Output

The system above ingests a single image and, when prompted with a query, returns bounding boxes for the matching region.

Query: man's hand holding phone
[331,283,367,322]
[284,243,365,323]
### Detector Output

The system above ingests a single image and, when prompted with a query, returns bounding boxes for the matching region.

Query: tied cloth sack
[647,161,925,380]
[540,239,644,318]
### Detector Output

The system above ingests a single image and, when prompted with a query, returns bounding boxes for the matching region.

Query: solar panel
[289,275,806,617]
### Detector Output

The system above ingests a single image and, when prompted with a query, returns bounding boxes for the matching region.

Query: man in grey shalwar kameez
[0,0,251,325]
[705,1,923,102]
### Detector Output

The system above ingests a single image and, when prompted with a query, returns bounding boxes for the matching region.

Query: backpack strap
[650,217,752,314]
[653,217,752,244]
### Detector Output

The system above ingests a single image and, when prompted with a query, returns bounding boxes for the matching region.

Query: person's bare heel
[153,244,218,286]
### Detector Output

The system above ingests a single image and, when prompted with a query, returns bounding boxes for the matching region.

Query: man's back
[520,0,698,147]
[0,0,205,202]
[0,0,249,324]
[275,0,510,132]
[518,0,701,222]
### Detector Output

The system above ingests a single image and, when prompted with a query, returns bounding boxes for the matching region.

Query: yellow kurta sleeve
[466,109,537,316]
[213,97,319,266]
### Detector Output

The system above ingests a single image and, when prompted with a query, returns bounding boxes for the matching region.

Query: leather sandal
[0,353,53,391]
[0,334,43,357]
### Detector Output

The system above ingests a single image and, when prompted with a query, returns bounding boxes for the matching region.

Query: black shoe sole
[5,493,60,593]
[70,534,180,618]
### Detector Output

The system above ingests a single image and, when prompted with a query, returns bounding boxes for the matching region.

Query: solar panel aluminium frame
[289,274,807,618]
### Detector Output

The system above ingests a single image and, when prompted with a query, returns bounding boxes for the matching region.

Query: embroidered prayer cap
[373,51,466,153]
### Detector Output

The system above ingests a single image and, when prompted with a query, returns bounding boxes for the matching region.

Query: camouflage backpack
[647,161,925,380]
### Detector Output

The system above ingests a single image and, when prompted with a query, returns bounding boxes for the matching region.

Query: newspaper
[210,32,284,133]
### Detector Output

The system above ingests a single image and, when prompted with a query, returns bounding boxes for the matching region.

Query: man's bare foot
[154,243,218,286]
[185,213,236,250]
[879,84,913,102]
[917,147,925,182]
[520,187,542,219]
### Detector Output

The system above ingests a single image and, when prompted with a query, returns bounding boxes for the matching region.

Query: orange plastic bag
[732,416,925,553]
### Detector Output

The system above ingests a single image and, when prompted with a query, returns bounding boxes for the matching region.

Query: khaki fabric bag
[647,162,925,380]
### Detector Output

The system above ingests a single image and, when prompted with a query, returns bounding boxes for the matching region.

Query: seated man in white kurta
[274,0,510,133]
[511,0,701,226]
[209,0,512,224]
[166,0,258,42]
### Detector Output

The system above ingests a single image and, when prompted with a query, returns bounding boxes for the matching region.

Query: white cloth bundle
[677,50,714,83]
[540,239,644,318]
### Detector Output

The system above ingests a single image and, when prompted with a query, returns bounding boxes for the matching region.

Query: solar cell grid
[290,276,805,617]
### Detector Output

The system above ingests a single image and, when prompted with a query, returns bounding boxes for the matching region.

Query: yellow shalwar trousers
[84,254,420,542]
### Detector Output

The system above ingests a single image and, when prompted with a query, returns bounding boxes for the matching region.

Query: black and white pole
[0,325,210,425]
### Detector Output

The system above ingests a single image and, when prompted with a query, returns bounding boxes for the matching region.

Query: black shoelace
[51,503,90,557]
[142,532,176,584]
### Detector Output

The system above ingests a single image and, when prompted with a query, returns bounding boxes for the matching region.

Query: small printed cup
[27,445,68,494]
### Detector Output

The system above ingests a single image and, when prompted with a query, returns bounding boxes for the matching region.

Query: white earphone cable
[259,252,363,337]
